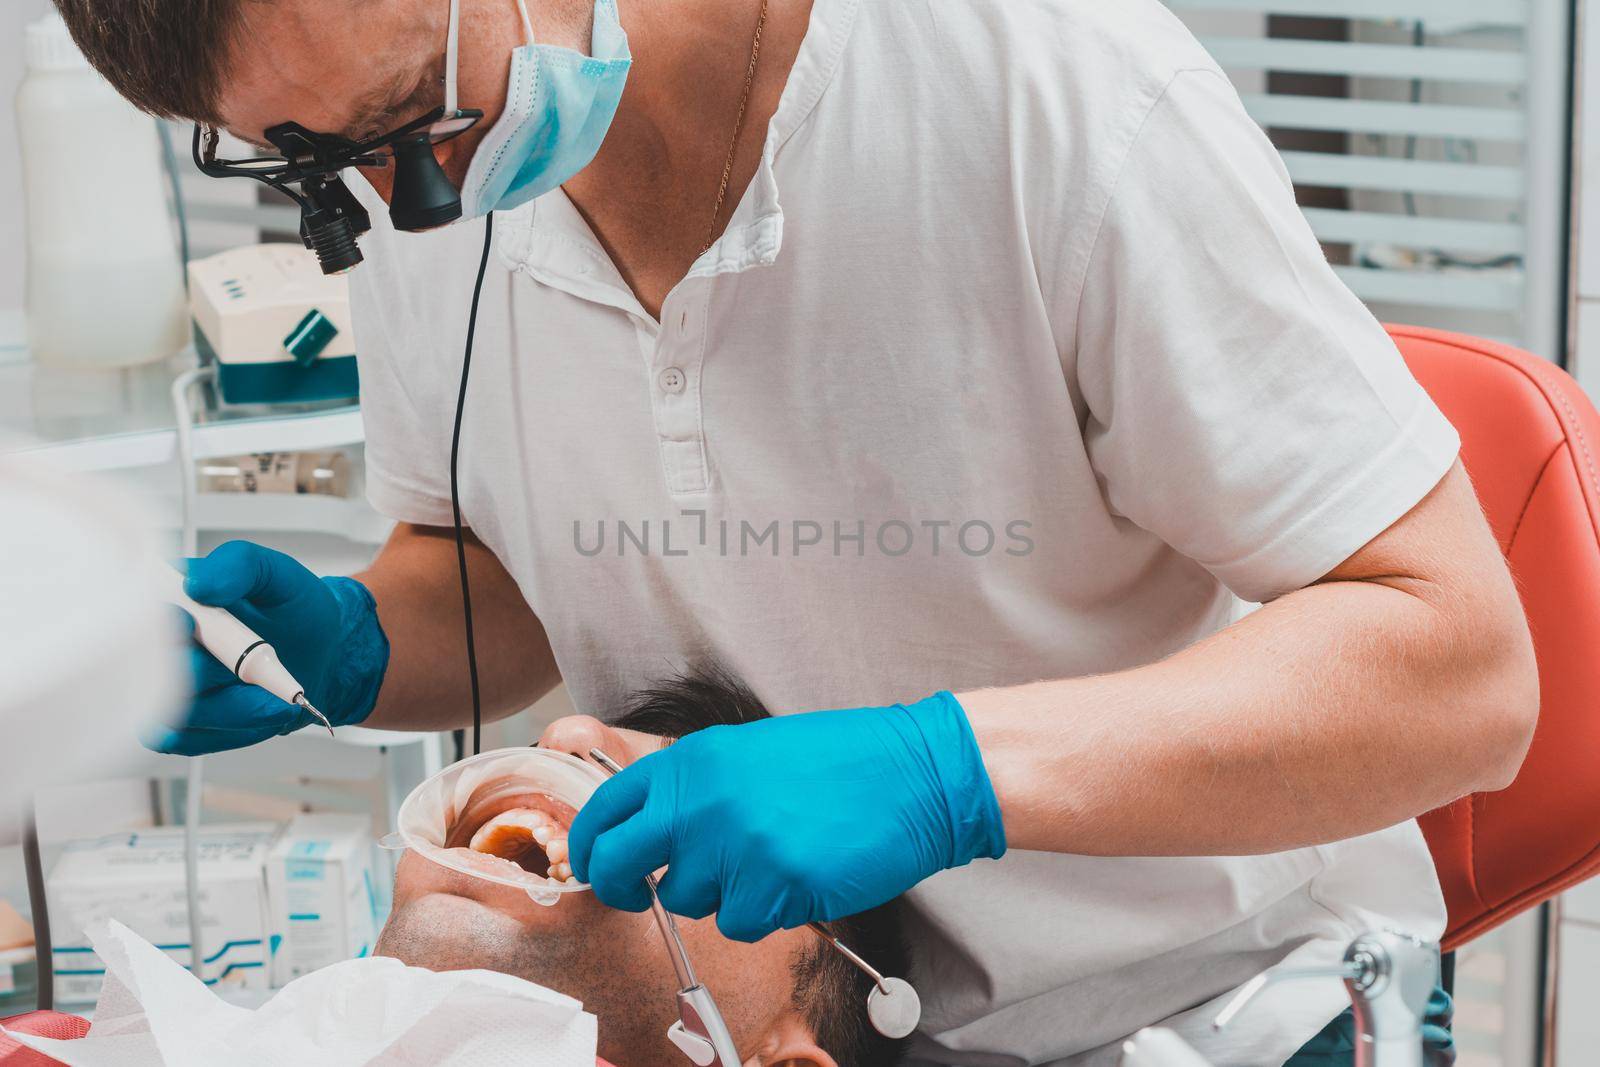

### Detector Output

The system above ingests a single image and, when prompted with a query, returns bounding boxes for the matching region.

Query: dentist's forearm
[358,523,560,730]
[962,464,1538,857]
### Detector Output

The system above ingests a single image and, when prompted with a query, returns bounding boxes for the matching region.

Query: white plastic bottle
[14,13,187,368]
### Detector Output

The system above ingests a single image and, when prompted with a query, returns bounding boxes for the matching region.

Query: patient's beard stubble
[374,891,675,1062]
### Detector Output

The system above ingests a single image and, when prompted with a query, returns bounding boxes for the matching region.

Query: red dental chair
[5,327,1599,1063]
[1393,326,1600,951]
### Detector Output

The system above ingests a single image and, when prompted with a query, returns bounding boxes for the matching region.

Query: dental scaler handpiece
[157,564,335,736]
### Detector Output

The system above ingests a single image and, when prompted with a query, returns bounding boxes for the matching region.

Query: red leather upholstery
[0,1011,90,1066]
[1390,325,1600,951]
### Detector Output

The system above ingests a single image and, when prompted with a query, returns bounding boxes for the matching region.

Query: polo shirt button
[659,367,687,394]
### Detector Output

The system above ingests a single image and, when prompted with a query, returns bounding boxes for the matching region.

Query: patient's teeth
[551,861,572,881]
[546,836,569,864]
[471,808,553,858]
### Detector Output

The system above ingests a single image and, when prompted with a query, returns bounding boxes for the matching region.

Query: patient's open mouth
[471,808,575,881]
[446,786,580,884]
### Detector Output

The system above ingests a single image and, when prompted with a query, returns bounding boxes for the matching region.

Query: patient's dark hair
[610,663,913,1066]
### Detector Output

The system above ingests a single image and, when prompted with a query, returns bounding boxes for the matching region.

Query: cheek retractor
[384,747,607,906]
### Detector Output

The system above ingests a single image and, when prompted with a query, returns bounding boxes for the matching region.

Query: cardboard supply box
[0,899,37,1005]
[266,813,381,985]
[46,824,278,1004]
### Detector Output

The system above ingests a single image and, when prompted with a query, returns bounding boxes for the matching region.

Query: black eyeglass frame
[190,104,483,273]
[194,106,481,190]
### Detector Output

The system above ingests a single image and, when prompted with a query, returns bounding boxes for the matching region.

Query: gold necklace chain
[703,0,769,255]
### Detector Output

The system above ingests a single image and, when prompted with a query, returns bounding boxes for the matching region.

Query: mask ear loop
[512,0,536,47]
[444,0,461,113]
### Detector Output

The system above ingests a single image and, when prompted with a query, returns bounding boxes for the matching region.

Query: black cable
[21,803,53,1012]
[451,212,494,757]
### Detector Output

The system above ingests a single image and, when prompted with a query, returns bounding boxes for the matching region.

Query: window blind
[1165,0,1572,360]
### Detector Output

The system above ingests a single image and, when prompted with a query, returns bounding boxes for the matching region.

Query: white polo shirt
[349,0,1456,1062]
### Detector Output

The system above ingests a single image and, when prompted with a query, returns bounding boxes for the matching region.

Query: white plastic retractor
[524,885,562,907]
[667,1021,717,1066]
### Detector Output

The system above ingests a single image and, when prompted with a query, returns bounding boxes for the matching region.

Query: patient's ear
[752,1013,840,1067]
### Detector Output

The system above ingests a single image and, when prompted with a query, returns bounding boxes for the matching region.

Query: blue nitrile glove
[150,541,389,755]
[568,692,1006,942]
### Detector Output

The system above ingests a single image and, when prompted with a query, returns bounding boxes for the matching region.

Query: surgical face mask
[458,0,632,219]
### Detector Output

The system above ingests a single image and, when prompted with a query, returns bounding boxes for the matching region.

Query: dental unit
[1121,928,1439,1067]
[1214,929,1439,1067]
[385,745,921,1066]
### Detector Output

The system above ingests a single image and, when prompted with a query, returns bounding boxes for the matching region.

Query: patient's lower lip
[443,846,551,881]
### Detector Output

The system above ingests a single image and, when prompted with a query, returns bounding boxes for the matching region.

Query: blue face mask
[458,0,632,219]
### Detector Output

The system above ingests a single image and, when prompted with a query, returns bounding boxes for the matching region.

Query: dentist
[58,0,1534,1062]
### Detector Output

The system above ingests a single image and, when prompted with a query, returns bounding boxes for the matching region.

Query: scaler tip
[295,695,335,737]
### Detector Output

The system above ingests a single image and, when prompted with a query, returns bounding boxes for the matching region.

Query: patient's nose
[538,715,632,764]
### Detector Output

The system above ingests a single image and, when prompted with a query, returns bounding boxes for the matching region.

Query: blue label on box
[287,860,326,881]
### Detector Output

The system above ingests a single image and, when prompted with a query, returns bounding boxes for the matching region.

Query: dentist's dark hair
[610,662,914,1066]
[52,0,238,124]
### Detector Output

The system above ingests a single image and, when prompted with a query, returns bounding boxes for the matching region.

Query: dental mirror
[867,976,922,1040]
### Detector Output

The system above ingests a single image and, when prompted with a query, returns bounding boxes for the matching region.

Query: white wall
[1573,0,1600,397]
[1,0,54,313]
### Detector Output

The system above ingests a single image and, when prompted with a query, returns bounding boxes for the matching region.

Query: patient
[377,666,911,1066]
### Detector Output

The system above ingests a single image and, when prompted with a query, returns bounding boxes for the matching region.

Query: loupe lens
[389,135,463,231]
[426,115,479,143]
